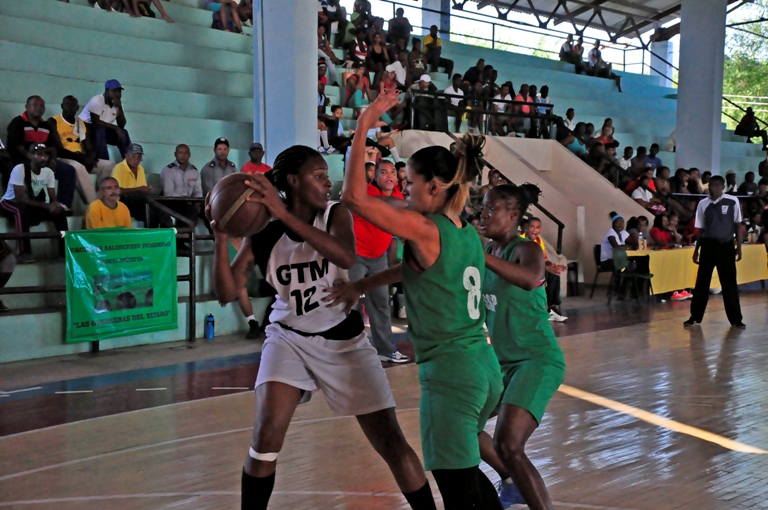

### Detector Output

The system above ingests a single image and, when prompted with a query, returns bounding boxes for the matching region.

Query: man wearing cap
[6,95,79,211]
[422,25,453,76]
[111,143,156,225]
[241,143,271,174]
[202,137,237,197]
[79,80,131,162]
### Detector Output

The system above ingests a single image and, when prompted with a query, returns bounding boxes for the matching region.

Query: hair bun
[609,210,617,219]
[451,134,486,183]
[519,183,541,205]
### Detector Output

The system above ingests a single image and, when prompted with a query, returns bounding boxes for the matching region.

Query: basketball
[209,173,270,238]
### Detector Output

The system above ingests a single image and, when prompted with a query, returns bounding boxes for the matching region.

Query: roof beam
[613,4,681,39]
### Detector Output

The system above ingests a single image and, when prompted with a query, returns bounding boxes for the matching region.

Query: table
[626,245,768,295]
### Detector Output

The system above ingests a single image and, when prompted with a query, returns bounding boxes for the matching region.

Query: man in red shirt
[241,143,271,174]
[349,160,410,363]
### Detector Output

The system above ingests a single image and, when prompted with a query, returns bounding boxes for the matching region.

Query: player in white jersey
[209,145,436,510]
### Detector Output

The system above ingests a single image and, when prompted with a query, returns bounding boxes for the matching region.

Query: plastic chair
[589,244,614,298]
[607,250,654,305]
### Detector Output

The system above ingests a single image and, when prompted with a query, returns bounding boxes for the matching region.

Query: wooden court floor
[1,294,768,509]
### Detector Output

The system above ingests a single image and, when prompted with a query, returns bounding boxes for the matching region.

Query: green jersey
[402,214,487,362]
[483,236,562,364]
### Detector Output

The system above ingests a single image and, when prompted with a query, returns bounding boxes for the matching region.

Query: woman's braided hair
[266,145,321,206]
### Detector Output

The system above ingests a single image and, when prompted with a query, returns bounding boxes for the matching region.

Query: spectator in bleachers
[241,143,271,174]
[583,123,596,147]
[669,168,689,194]
[387,36,408,64]
[465,81,486,135]
[378,69,407,122]
[632,175,664,214]
[366,32,390,89]
[483,69,500,100]
[724,169,738,194]
[387,7,412,44]
[489,83,513,136]
[701,170,712,191]
[49,95,116,205]
[758,154,768,178]
[318,58,339,99]
[0,143,68,263]
[756,178,768,210]
[654,165,670,191]
[442,74,465,133]
[350,32,368,65]
[125,0,174,22]
[423,25,454,77]
[618,146,633,171]
[407,37,426,84]
[602,117,615,136]
[629,146,648,176]
[323,105,354,154]
[734,107,768,150]
[6,96,78,211]
[160,144,202,253]
[562,122,587,156]
[462,58,485,88]
[318,0,345,38]
[513,84,533,135]
[318,26,341,86]
[366,126,401,162]
[564,108,576,131]
[626,215,652,250]
[202,137,237,197]
[389,52,409,89]
[687,167,703,194]
[624,167,656,196]
[79,80,131,163]
[345,63,372,118]
[596,125,617,148]
[645,143,662,169]
[111,143,155,224]
[559,34,585,74]
[737,171,758,196]
[535,85,552,138]
[581,140,609,174]
[522,217,567,322]
[0,240,14,311]
[84,176,132,229]
[587,40,622,92]
[206,0,245,34]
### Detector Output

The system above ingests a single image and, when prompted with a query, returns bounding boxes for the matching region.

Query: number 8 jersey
[251,202,349,334]
[401,214,488,363]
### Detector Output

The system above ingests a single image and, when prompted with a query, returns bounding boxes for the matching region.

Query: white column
[675,0,727,174]
[253,0,316,164]
[650,40,673,88]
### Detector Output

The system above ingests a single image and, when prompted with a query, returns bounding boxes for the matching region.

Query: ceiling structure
[451,0,750,44]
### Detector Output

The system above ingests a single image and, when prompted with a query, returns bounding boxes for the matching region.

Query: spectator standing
[387,7,412,43]
[737,171,758,196]
[201,137,237,197]
[84,176,132,229]
[645,143,662,169]
[618,146,633,171]
[442,74,465,133]
[349,160,410,363]
[685,175,745,328]
[0,144,68,263]
[422,25,453,76]
[522,217,567,322]
[241,143,271,174]
[734,107,768,149]
[79,80,131,162]
[6,96,79,211]
[160,144,202,254]
[0,240,15,311]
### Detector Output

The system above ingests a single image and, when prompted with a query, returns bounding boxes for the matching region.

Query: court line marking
[0,387,43,395]
[135,388,167,391]
[0,492,638,509]
[0,408,419,483]
[212,387,250,390]
[53,390,93,395]
[558,384,767,454]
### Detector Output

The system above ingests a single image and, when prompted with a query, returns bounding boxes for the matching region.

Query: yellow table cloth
[626,245,768,295]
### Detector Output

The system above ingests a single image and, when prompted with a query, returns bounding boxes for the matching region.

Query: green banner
[65,229,178,343]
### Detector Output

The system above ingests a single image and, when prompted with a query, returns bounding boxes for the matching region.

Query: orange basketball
[209,173,270,238]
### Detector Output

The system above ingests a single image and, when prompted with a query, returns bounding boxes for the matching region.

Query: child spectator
[84,177,132,229]
[522,217,568,322]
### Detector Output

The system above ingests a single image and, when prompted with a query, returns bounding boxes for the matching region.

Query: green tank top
[402,214,487,362]
[483,236,562,364]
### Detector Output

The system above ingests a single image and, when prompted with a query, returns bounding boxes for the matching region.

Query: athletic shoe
[378,351,410,363]
[497,479,526,508]
[397,306,407,319]
[710,287,722,295]
[732,322,746,329]
[16,254,35,264]
[671,291,686,301]
[326,147,340,154]
[548,309,568,322]
[245,319,260,340]
[680,290,693,299]
[0,300,8,312]
[317,146,328,155]
[683,318,700,327]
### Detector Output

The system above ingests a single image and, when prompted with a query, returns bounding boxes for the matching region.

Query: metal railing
[0,196,207,352]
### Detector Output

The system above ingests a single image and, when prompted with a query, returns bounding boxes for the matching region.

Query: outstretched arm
[484,242,544,291]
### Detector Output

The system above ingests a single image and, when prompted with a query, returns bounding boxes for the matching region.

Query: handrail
[406,95,566,254]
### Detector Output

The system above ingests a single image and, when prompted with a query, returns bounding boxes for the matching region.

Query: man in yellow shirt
[111,143,157,225]
[423,25,453,76]
[85,177,132,229]
[522,217,568,322]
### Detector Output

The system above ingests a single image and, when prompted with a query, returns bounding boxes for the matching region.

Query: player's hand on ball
[204,192,225,238]
[244,174,288,220]
[322,279,362,315]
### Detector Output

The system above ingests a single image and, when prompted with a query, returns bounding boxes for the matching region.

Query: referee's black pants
[689,238,743,324]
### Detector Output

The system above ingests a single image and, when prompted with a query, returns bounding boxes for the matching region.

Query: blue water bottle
[205,314,215,340]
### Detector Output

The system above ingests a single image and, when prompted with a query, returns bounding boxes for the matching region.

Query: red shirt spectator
[241,143,271,174]
[649,226,673,245]
[353,182,404,258]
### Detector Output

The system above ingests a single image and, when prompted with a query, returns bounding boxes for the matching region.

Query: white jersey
[253,202,349,333]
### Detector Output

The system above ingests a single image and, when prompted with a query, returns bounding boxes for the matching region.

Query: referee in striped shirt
[685,175,745,329]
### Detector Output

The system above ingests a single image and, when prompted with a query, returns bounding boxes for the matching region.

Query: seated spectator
[564,108,576,130]
[318,26,341,86]
[734,107,768,149]
[513,84,533,135]
[625,215,653,250]
[387,7,412,43]
[465,81,486,135]
[629,146,648,176]
[724,169,738,194]
[84,176,132,229]
[562,122,587,156]
[49,95,116,204]
[583,123,595,146]
[669,168,689,194]
[407,73,440,130]
[756,178,768,210]
[366,126,401,162]
[599,212,631,271]
[366,32,390,88]
[318,0,345,38]
[202,137,237,197]
[559,34,585,74]
[407,38,426,84]
[534,85,552,138]
[645,143,662,169]
[701,170,712,191]
[580,140,608,173]
[522,217,567,322]
[79,80,131,162]
[489,83,513,136]
[462,59,486,88]
[322,105,354,154]
[111,143,156,225]
[423,25,453,76]
[587,40,622,91]
[654,165,670,192]
[624,167,655,196]
[160,144,202,252]
[6,95,78,210]
[389,52,409,89]
[618,146,633,171]
[687,167,703,194]
[345,63,372,117]
[125,0,174,22]
[0,144,68,263]
[387,36,408,65]
[596,125,617,148]
[350,32,368,65]
[206,0,245,33]
[602,118,615,136]
[649,214,675,248]
[341,4,367,57]
[632,175,665,214]
[241,143,271,174]
[484,69,500,99]
[668,213,683,245]
[442,74,465,133]
[737,171,758,196]
[0,240,15,311]
[394,161,407,193]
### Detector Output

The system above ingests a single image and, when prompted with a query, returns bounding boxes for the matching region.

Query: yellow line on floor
[558,384,767,454]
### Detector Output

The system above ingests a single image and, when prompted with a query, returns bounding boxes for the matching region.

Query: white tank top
[254,202,349,333]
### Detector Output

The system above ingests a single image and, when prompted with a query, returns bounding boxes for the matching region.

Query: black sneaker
[731,322,746,330]
[245,319,260,339]
[0,300,8,312]
[683,318,700,327]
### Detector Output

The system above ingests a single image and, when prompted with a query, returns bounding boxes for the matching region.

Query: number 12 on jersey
[290,286,319,316]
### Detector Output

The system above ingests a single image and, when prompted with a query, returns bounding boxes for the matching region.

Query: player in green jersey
[332,90,504,509]
[478,183,566,510]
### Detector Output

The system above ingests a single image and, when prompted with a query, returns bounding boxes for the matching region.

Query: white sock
[246,315,255,322]
[319,131,330,149]
[317,130,322,148]
[390,146,401,162]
